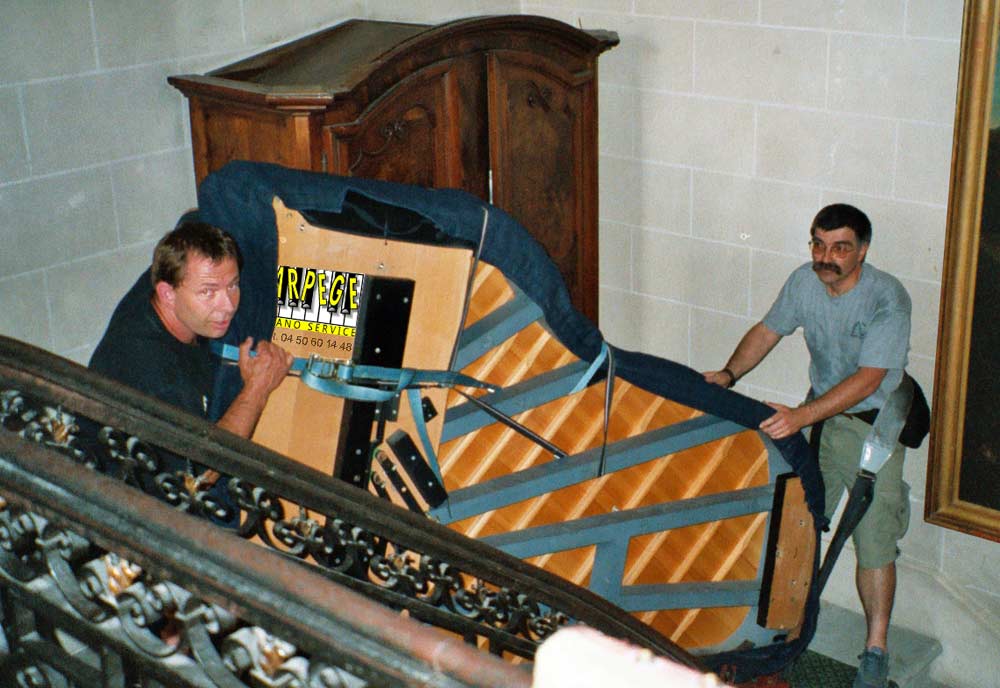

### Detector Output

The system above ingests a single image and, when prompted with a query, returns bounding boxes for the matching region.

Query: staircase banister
[0,430,531,688]
[0,335,696,667]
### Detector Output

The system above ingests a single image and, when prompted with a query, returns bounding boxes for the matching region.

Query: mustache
[812,262,842,275]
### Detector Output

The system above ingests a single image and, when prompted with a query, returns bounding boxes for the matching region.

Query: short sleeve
[762,270,803,336]
[858,288,911,370]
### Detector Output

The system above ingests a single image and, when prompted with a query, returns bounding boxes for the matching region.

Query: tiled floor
[808,602,946,688]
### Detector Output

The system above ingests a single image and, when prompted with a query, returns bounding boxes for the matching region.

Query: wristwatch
[722,367,737,389]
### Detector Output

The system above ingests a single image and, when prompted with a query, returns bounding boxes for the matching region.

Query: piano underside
[251,196,817,654]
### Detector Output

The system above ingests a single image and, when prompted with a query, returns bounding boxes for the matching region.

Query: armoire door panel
[487,50,596,320]
[325,61,465,189]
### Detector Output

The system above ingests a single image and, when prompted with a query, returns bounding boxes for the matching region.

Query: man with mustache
[90,221,292,446]
[704,204,911,688]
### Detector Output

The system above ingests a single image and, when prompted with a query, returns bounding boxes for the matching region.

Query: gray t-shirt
[762,262,911,413]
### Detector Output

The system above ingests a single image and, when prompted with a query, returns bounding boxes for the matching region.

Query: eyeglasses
[808,239,857,258]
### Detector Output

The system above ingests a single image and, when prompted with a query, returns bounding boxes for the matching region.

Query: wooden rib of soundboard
[439,263,779,649]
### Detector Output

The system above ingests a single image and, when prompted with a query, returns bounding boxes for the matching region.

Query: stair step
[809,602,945,688]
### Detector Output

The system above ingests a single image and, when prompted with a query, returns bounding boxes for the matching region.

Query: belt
[842,408,879,425]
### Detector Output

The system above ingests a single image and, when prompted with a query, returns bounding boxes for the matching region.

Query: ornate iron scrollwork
[0,500,374,687]
[1,389,89,466]
[0,388,570,659]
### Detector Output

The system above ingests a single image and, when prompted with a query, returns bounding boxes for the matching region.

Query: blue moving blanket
[193,160,826,527]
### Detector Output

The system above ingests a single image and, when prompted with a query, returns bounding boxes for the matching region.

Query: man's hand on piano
[238,337,294,396]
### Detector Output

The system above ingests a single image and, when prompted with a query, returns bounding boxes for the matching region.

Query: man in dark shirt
[90,221,292,459]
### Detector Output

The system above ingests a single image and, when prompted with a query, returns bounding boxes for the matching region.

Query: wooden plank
[757,475,815,631]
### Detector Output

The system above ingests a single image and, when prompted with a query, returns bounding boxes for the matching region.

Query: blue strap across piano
[210,342,495,402]
[211,341,497,493]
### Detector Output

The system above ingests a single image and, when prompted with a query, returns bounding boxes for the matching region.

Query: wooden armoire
[168,15,617,323]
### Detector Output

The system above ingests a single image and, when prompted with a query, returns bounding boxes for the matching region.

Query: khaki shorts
[819,414,910,569]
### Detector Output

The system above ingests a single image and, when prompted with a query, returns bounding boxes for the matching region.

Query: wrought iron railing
[0,433,530,687]
[0,335,696,685]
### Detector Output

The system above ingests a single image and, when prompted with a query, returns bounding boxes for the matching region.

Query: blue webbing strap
[565,339,615,476]
[213,342,308,373]
[211,342,494,401]
[212,340,486,502]
[569,340,609,394]
[301,366,406,402]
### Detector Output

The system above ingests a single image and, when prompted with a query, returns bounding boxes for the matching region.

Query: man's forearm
[216,384,272,439]
[215,337,294,439]
[800,367,887,425]
[196,377,283,488]
[759,366,887,439]
[725,322,782,380]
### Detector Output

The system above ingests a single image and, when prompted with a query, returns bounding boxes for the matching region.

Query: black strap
[835,372,930,449]
[816,470,875,594]
[845,408,879,425]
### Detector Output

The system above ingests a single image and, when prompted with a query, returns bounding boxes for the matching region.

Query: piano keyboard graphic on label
[275,267,363,329]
